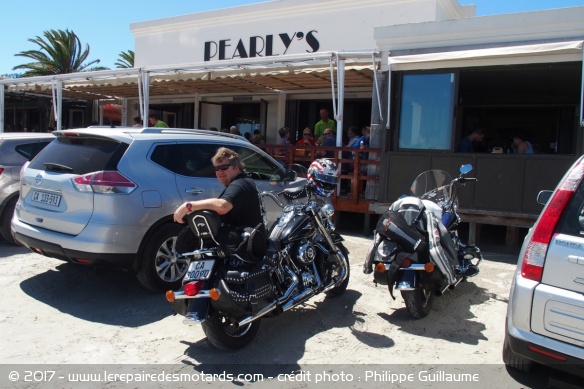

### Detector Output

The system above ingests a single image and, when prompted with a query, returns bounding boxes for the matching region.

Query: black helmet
[307,159,339,197]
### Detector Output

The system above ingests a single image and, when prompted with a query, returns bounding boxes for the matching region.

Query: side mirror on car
[285,169,297,182]
[537,190,553,205]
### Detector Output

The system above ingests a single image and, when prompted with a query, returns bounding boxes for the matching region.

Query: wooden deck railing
[259,143,380,214]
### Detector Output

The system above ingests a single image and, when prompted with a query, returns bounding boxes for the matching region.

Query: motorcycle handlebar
[260,191,286,208]
[459,177,478,183]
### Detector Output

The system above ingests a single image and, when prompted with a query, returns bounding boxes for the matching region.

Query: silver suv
[0,132,54,245]
[11,127,305,291]
[504,155,584,378]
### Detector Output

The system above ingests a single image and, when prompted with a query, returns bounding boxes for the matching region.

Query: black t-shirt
[219,173,264,233]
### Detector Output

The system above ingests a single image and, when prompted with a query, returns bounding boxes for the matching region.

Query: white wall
[376,7,584,53]
[132,0,473,67]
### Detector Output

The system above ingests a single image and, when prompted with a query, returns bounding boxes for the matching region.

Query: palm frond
[115,50,135,68]
[12,29,103,75]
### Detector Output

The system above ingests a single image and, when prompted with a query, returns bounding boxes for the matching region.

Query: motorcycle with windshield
[363,164,482,319]
[166,159,350,350]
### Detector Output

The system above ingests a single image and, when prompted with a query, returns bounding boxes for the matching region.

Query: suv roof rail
[140,127,248,141]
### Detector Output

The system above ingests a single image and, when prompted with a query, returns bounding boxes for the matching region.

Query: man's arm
[173,198,233,224]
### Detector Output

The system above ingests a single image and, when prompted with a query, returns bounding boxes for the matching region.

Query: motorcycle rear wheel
[201,309,261,350]
[325,244,350,298]
[401,286,433,319]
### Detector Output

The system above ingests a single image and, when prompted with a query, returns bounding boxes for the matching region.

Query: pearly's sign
[204,30,320,61]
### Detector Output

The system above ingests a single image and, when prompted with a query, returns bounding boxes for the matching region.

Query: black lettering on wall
[279,33,295,55]
[204,41,218,61]
[233,39,249,59]
[266,35,275,56]
[250,36,265,57]
[219,39,231,60]
[306,30,319,53]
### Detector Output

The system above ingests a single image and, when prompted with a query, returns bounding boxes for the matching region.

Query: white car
[504,155,584,379]
[0,132,54,245]
[11,127,305,291]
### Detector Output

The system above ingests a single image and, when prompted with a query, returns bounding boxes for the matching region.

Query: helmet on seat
[307,159,339,197]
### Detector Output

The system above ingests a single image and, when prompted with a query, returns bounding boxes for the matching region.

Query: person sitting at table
[296,127,316,146]
[316,129,335,158]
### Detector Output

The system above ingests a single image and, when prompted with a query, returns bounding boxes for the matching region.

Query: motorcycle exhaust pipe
[434,284,449,297]
[434,275,465,297]
[281,261,324,312]
[238,267,299,327]
[322,248,349,293]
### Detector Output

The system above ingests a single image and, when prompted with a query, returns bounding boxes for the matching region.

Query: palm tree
[115,50,134,68]
[12,29,108,76]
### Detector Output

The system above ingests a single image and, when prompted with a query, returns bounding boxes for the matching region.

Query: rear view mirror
[459,164,473,175]
[285,169,297,182]
[537,190,553,205]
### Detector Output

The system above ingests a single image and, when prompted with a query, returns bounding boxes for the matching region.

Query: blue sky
[1,0,583,75]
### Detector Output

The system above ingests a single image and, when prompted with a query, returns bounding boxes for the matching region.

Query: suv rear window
[151,143,285,181]
[15,141,53,161]
[556,180,584,237]
[28,136,128,174]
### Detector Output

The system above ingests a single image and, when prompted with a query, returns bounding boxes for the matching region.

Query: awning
[0,52,376,100]
[0,51,379,132]
[388,39,584,66]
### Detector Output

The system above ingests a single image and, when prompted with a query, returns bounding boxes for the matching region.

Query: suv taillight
[72,171,137,194]
[521,160,584,282]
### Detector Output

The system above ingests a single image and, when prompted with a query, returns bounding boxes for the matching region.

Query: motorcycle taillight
[401,258,413,268]
[184,281,204,296]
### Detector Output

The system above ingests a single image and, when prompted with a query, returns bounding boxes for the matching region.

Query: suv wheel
[137,224,191,291]
[0,197,21,246]
[502,332,534,372]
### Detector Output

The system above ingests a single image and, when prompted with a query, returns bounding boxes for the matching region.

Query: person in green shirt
[148,112,169,128]
[314,108,336,141]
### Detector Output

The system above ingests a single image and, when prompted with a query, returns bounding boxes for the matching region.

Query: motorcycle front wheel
[401,286,433,319]
[201,309,261,350]
[325,243,350,298]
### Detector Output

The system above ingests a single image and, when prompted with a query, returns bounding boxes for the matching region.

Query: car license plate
[31,190,61,207]
[184,260,215,281]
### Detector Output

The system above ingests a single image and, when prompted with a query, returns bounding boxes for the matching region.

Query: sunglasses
[214,163,232,172]
[324,132,333,136]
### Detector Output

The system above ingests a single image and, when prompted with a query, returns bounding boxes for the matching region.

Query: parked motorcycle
[363,164,482,319]
[166,159,350,350]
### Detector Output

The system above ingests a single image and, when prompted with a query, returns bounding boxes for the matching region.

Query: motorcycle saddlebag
[210,265,275,317]
[376,210,427,253]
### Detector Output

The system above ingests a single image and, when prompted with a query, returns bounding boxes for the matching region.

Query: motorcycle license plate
[184,260,214,281]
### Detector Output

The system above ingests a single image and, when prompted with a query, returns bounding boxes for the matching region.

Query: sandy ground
[0,234,558,388]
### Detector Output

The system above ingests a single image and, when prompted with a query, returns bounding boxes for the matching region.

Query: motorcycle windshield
[410,170,452,204]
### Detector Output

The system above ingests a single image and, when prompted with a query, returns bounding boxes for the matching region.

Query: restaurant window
[398,73,455,150]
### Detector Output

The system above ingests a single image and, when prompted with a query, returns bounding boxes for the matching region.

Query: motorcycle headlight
[320,204,334,218]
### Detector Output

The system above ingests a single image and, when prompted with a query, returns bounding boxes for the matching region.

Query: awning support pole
[51,79,63,131]
[141,71,150,123]
[386,64,392,130]
[336,56,345,147]
[0,85,4,133]
[194,93,200,128]
[580,49,584,127]
[137,69,144,121]
[372,53,383,123]
[329,57,337,120]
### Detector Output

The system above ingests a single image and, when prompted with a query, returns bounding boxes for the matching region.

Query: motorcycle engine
[296,241,317,264]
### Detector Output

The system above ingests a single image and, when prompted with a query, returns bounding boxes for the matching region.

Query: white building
[1,0,583,224]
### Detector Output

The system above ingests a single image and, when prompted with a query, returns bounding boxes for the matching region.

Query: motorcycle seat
[282,186,308,200]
